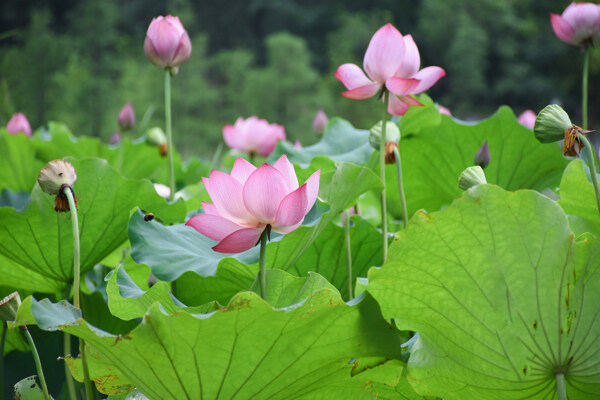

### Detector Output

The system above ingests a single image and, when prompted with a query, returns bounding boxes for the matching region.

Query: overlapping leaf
[558,159,600,237]
[0,131,42,193]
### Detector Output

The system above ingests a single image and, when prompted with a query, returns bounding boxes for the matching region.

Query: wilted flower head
[474,141,490,169]
[223,116,286,157]
[37,160,78,212]
[534,104,592,156]
[144,15,192,71]
[334,23,446,115]
[517,110,536,129]
[186,155,320,253]
[6,113,32,137]
[118,103,136,130]
[551,2,600,48]
[312,109,328,133]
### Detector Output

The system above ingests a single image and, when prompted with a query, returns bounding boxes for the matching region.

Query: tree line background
[1,0,598,157]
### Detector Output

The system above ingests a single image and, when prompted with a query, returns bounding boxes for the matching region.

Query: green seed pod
[146,127,167,146]
[369,121,401,150]
[458,166,487,190]
[534,104,572,143]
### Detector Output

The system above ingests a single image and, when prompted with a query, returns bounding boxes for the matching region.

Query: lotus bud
[534,105,572,143]
[458,166,487,190]
[118,103,136,130]
[37,160,78,212]
[369,121,401,149]
[293,140,302,149]
[0,291,21,322]
[110,131,121,145]
[6,113,32,137]
[154,183,170,198]
[474,141,490,169]
[144,15,192,72]
[312,109,328,134]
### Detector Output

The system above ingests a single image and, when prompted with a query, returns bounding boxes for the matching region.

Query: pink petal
[254,123,286,157]
[561,3,600,43]
[273,154,299,192]
[223,122,245,152]
[203,172,255,225]
[185,214,246,241]
[411,66,446,93]
[170,31,192,67]
[395,34,420,78]
[303,169,321,212]
[243,164,289,223]
[334,63,375,90]
[230,157,257,184]
[385,77,420,96]
[151,20,182,65]
[388,95,422,116]
[201,201,219,216]
[340,84,382,100]
[272,221,302,235]
[213,227,265,253]
[551,13,576,44]
[517,110,537,129]
[273,184,308,229]
[364,24,406,84]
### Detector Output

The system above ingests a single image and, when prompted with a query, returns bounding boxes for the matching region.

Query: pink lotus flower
[186,155,320,253]
[223,116,286,157]
[517,109,536,129]
[335,23,446,116]
[551,2,600,47]
[312,109,328,133]
[144,15,192,69]
[118,103,136,130]
[6,113,32,137]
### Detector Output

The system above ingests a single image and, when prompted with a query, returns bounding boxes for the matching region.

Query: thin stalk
[555,372,567,400]
[577,133,600,215]
[63,333,77,400]
[582,49,590,130]
[344,210,353,300]
[116,139,124,172]
[21,327,50,400]
[79,339,93,400]
[165,69,175,202]
[1,322,6,400]
[210,142,223,170]
[258,228,269,300]
[379,92,390,263]
[393,146,409,227]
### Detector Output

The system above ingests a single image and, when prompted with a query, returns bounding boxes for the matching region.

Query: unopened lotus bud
[110,131,121,145]
[146,127,167,146]
[369,121,400,150]
[293,140,302,149]
[6,113,32,137]
[474,141,490,169]
[312,109,328,134]
[37,160,78,212]
[0,291,21,322]
[534,104,572,144]
[459,166,487,190]
[147,273,158,288]
[118,103,136,130]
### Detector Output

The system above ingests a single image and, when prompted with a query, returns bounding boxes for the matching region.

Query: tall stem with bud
[165,70,176,202]
[379,92,389,263]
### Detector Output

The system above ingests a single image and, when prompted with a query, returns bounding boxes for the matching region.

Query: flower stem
[63,333,77,400]
[344,210,353,300]
[116,136,124,172]
[21,327,50,400]
[165,69,175,202]
[577,133,600,215]
[379,92,389,264]
[393,146,409,228]
[582,49,589,130]
[555,372,567,400]
[259,227,269,300]
[1,321,6,400]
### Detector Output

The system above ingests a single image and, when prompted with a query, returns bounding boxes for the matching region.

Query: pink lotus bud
[474,141,490,169]
[517,110,536,129]
[110,131,122,145]
[144,15,192,70]
[118,103,136,130]
[437,105,452,116]
[153,183,171,198]
[550,2,600,48]
[223,116,286,157]
[6,113,32,137]
[312,109,328,133]
[293,140,302,149]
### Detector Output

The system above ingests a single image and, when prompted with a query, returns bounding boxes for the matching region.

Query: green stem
[165,69,175,202]
[555,372,567,400]
[21,327,50,400]
[344,210,353,300]
[116,139,124,172]
[80,339,93,400]
[582,49,589,130]
[1,322,6,400]
[393,146,409,227]
[259,227,269,300]
[63,333,77,400]
[379,92,389,264]
[577,133,600,215]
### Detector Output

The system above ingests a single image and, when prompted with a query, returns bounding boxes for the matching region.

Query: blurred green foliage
[0,0,598,157]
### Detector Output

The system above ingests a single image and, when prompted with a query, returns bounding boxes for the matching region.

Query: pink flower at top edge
[118,103,136,130]
[223,116,286,157]
[6,113,32,137]
[517,110,537,129]
[334,23,446,116]
[186,155,320,253]
[144,15,192,69]
[550,2,600,47]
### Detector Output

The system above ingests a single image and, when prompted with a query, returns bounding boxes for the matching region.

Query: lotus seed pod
[534,104,572,144]
[146,127,167,146]
[458,166,487,190]
[37,160,77,195]
[0,291,21,322]
[369,121,401,150]
[474,141,490,169]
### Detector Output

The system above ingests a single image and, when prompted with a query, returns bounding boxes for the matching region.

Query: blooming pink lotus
[223,116,286,157]
[551,2,600,47]
[517,110,536,129]
[186,155,320,253]
[335,23,445,116]
[118,103,136,130]
[6,113,32,137]
[144,15,192,69]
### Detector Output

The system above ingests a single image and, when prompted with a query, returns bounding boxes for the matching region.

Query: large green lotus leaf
[0,130,43,193]
[368,184,600,399]
[81,291,139,335]
[268,117,373,167]
[25,290,404,400]
[397,94,442,137]
[558,159,600,237]
[384,106,569,219]
[0,253,65,293]
[0,158,186,284]
[266,216,382,299]
[13,376,48,400]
